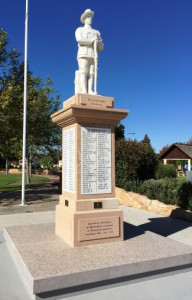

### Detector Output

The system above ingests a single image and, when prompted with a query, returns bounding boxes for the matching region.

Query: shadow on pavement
[124,222,145,240]
[124,216,192,241]
[139,216,192,237]
[0,182,60,206]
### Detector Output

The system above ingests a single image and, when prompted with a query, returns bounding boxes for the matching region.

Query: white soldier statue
[75,9,104,95]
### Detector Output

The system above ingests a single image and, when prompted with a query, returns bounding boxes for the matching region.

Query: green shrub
[123,178,192,211]
[50,167,60,175]
[177,181,192,209]
[188,196,192,211]
[123,179,141,194]
[155,164,177,179]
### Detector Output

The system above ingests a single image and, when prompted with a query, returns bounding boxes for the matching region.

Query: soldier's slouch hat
[80,9,94,24]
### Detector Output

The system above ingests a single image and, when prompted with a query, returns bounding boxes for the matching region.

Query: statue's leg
[88,60,95,95]
[78,58,88,94]
[88,75,94,94]
[74,70,80,94]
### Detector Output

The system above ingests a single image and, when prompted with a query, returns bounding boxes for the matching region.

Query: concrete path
[0,232,32,300]
[0,206,192,300]
[0,210,55,231]
[0,174,60,214]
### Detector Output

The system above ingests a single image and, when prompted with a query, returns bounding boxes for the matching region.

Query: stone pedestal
[51,93,129,247]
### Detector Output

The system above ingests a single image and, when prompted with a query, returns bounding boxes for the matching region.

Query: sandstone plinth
[51,94,129,246]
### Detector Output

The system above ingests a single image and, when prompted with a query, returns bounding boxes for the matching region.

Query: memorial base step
[3,223,192,296]
[55,204,123,247]
[59,195,119,211]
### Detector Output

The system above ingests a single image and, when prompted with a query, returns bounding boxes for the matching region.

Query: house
[160,144,192,172]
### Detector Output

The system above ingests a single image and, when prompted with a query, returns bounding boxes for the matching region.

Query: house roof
[160,143,192,160]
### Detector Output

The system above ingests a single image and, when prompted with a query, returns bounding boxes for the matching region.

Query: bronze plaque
[94,202,103,209]
[78,216,120,242]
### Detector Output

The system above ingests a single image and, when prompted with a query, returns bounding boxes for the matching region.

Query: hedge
[120,178,192,211]
[155,163,177,179]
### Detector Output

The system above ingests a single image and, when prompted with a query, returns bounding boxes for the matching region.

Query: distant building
[160,144,192,172]
[19,157,40,166]
[59,160,62,168]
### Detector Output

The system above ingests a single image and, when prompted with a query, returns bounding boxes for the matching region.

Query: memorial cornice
[51,105,129,128]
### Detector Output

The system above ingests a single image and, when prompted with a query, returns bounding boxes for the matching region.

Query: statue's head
[80,9,94,25]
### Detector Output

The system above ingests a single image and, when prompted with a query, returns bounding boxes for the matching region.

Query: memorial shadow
[123,222,145,240]
[124,216,191,241]
[138,216,192,237]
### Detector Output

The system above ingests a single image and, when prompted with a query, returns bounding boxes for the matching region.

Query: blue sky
[0,0,192,153]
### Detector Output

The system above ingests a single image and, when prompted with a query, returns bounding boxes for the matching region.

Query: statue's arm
[96,30,104,52]
[75,28,94,46]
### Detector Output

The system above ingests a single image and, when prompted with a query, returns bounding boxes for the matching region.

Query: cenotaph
[51,9,129,247]
[3,9,192,299]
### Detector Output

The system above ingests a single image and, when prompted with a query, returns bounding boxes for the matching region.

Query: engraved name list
[81,127,112,194]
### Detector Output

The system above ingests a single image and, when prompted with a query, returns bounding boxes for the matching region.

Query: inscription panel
[78,216,120,242]
[81,127,112,194]
[63,127,75,193]
[80,97,113,108]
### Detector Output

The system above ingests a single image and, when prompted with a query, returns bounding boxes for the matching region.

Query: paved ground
[1,232,192,300]
[0,175,60,215]
[122,206,192,247]
[0,180,192,300]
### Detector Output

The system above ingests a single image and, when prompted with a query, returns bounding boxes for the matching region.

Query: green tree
[40,155,53,169]
[0,29,61,181]
[46,145,62,165]
[24,75,61,182]
[137,141,158,180]
[115,139,158,187]
[115,123,125,141]
[142,134,151,145]
[0,29,23,173]
[159,144,170,157]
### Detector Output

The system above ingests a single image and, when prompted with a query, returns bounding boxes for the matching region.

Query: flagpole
[21,0,29,206]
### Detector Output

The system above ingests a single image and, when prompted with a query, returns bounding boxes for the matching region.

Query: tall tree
[24,75,61,181]
[115,139,158,187]
[159,145,170,156]
[0,29,23,173]
[115,123,125,141]
[0,29,61,179]
[142,134,151,145]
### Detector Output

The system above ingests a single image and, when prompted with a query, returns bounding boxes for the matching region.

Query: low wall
[8,169,22,174]
[115,187,192,222]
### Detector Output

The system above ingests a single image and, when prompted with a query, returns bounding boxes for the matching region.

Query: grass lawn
[0,174,50,192]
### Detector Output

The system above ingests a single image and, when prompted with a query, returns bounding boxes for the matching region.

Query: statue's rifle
[94,39,98,94]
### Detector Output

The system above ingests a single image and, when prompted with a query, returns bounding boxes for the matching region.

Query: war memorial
[51,8,128,247]
[3,9,192,299]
